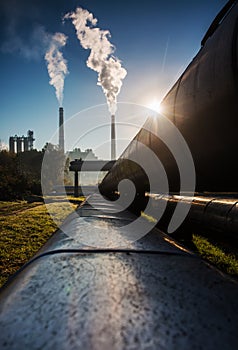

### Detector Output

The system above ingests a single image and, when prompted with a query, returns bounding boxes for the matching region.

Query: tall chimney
[59,107,65,153]
[111,114,116,160]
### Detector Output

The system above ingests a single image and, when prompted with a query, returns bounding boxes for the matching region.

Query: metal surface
[2,4,238,348]
[160,1,238,191]
[100,2,238,196]
[146,194,238,240]
[201,0,237,46]
[1,194,238,349]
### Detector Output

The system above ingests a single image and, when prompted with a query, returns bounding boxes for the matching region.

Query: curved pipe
[146,194,238,241]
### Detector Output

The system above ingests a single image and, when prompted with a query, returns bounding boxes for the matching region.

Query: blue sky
[0,0,227,157]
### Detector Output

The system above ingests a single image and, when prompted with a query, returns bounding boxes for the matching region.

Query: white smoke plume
[64,7,127,114]
[45,33,69,106]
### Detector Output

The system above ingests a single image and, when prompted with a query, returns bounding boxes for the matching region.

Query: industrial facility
[1,2,238,349]
[58,107,65,153]
[67,148,98,161]
[9,130,35,153]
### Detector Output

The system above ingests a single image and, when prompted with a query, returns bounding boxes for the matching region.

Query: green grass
[1,199,237,287]
[0,201,78,287]
[0,201,42,215]
[141,211,157,223]
[138,211,238,279]
[67,196,86,205]
[43,195,86,206]
[192,234,238,278]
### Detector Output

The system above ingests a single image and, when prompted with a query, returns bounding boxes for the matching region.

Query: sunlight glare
[147,99,162,113]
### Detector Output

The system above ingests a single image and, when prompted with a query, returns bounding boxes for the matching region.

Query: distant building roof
[67,148,98,160]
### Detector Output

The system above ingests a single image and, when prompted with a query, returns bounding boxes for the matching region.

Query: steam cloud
[1,13,68,106]
[64,7,127,114]
[45,33,68,106]
[1,1,68,105]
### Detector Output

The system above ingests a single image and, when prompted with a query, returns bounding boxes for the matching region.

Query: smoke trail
[45,33,68,106]
[64,7,127,114]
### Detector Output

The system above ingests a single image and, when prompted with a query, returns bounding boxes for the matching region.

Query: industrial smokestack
[111,114,116,160]
[59,107,65,153]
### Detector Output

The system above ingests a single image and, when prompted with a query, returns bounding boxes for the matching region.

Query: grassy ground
[0,200,79,287]
[141,210,238,279]
[191,234,238,279]
[1,201,238,287]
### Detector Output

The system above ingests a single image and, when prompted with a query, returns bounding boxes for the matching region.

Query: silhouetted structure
[69,159,115,197]
[9,131,35,153]
[9,136,16,153]
[59,107,65,153]
[27,130,34,150]
[111,115,116,160]
[68,148,98,161]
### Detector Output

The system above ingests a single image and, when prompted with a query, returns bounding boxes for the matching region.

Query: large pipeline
[159,0,238,191]
[1,3,238,349]
[1,194,238,349]
[146,193,238,241]
[99,0,238,237]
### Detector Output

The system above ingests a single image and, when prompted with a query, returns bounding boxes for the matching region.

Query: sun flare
[147,99,162,113]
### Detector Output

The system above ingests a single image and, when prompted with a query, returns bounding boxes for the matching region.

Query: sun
[147,99,162,113]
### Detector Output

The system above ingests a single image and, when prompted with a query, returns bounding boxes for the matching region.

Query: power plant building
[9,130,35,153]
[68,148,98,161]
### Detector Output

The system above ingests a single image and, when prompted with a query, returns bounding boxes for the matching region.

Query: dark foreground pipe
[146,193,238,241]
[1,194,238,349]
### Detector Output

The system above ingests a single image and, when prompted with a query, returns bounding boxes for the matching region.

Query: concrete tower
[111,114,116,160]
[9,137,15,153]
[59,107,65,153]
[17,137,23,153]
